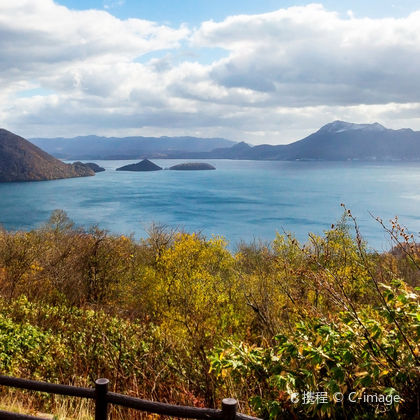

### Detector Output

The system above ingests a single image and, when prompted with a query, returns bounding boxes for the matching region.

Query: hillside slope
[0,129,94,182]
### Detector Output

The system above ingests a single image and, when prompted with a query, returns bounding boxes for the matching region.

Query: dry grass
[0,390,93,419]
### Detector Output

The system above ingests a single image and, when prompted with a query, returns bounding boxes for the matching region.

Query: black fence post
[222,398,238,420]
[95,378,109,420]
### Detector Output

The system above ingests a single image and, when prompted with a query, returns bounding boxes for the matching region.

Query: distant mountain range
[213,121,420,161]
[30,135,236,160]
[0,129,94,182]
[8,120,419,183]
[30,121,420,161]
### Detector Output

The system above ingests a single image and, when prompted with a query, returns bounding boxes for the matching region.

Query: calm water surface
[1,159,420,250]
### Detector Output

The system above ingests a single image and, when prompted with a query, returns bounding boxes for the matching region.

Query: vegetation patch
[0,209,418,419]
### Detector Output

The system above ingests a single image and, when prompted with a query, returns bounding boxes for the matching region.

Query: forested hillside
[0,129,94,182]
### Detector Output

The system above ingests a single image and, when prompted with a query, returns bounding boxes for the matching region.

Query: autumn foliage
[0,209,418,419]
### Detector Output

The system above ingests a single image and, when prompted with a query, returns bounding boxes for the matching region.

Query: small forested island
[169,162,216,170]
[82,162,105,172]
[116,158,162,171]
[0,128,95,182]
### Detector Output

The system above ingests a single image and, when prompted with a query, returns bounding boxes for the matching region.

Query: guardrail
[0,375,261,420]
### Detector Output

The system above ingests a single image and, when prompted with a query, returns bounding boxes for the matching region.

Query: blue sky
[1,1,420,143]
[61,0,420,23]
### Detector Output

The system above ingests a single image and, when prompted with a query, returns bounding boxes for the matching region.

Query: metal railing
[0,375,261,420]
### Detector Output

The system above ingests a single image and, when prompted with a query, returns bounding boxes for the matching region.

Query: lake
[1,159,420,251]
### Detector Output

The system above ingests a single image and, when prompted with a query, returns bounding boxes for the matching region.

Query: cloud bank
[1,1,420,143]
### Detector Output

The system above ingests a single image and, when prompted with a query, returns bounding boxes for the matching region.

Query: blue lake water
[1,159,420,251]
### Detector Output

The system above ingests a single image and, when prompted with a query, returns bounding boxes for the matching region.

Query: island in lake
[169,162,216,170]
[116,159,162,172]
[82,162,105,173]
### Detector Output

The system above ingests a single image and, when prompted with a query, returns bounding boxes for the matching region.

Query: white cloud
[104,0,125,10]
[1,1,420,143]
[194,5,420,106]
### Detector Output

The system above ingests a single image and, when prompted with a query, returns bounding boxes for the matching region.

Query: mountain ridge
[25,121,420,162]
[202,121,420,161]
[30,135,237,160]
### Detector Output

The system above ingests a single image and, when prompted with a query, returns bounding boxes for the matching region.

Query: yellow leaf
[355,371,368,377]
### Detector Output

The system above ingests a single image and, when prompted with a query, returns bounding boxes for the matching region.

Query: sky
[1,0,420,144]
